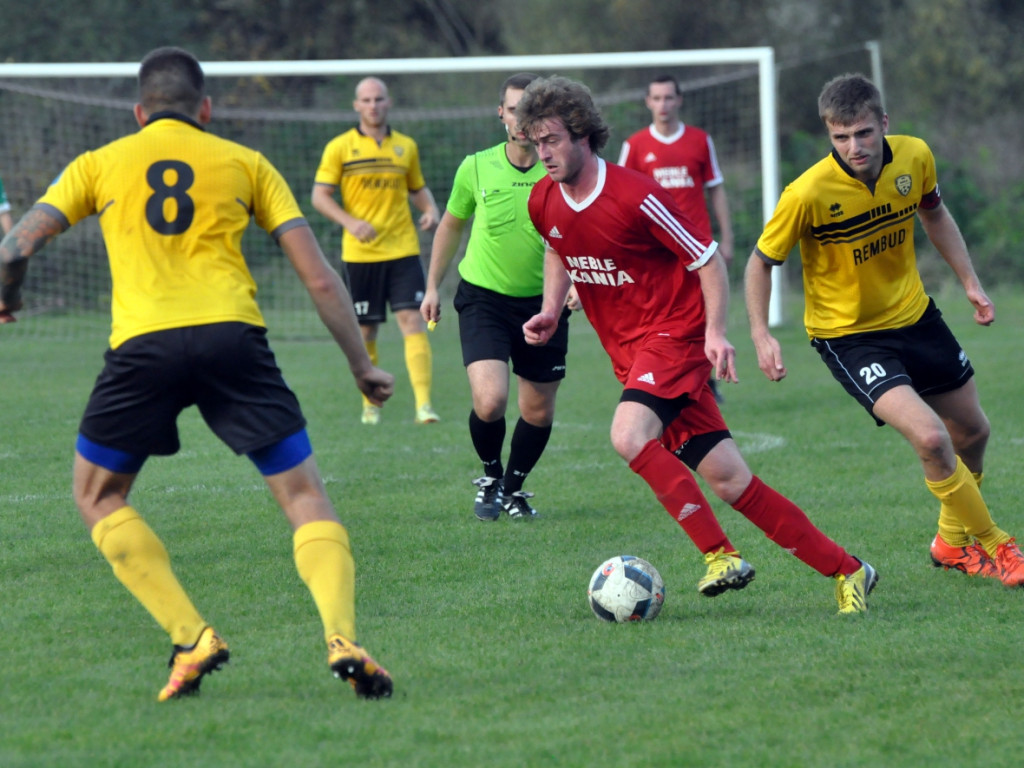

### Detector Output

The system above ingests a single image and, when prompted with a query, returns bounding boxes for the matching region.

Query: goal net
[0,49,777,341]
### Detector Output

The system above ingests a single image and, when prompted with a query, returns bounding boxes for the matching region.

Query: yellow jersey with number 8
[37,114,305,349]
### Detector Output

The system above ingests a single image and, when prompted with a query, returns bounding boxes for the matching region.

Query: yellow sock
[926,459,1009,556]
[404,331,433,410]
[361,339,379,408]
[293,520,356,642]
[90,506,206,646]
[937,470,984,547]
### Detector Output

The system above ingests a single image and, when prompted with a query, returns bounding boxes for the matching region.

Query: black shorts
[343,255,425,325]
[453,280,570,383]
[811,299,974,425]
[79,322,306,457]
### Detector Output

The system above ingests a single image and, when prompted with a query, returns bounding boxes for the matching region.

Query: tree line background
[3,0,1023,282]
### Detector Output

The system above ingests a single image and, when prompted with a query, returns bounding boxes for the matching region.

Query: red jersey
[528,159,716,385]
[618,124,723,241]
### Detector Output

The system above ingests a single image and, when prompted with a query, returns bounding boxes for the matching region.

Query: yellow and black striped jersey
[313,126,426,263]
[756,135,940,338]
[37,113,305,349]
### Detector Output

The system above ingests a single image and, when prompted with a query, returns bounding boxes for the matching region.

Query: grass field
[4,286,1024,767]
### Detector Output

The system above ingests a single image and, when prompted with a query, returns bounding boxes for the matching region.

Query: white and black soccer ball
[587,555,665,623]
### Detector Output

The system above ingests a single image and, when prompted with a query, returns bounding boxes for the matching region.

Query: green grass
[4,287,1024,767]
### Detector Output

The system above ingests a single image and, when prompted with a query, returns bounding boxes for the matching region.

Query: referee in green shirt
[421,73,571,522]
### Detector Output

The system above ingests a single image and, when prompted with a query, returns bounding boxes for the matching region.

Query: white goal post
[0,48,784,337]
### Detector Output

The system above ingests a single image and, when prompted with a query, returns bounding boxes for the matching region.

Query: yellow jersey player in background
[0,46,396,699]
[312,76,441,426]
[745,73,1024,588]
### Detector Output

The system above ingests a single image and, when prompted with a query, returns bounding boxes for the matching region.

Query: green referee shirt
[447,142,547,297]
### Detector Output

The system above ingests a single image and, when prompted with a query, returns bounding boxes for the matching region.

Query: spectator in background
[619,75,734,403]
[421,72,570,522]
[312,77,441,426]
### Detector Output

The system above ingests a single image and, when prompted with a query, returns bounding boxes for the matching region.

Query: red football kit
[528,158,726,445]
[618,124,723,241]
[528,159,714,386]
[528,157,856,582]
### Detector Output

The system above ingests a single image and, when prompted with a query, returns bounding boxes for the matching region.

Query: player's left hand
[418,209,439,232]
[565,286,582,311]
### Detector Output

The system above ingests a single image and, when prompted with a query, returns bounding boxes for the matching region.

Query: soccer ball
[587,555,665,623]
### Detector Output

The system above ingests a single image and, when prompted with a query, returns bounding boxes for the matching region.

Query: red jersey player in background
[619,74,734,403]
[619,75,733,264]
[517,75,876,614]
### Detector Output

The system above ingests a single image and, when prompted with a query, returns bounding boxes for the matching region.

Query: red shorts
[661,381,728,453]
[621,335,727,451]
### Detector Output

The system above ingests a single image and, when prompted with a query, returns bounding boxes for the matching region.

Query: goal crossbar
[0,48,784,329]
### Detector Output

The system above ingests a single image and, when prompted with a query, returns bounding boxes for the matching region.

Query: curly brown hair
[515,76,610,154]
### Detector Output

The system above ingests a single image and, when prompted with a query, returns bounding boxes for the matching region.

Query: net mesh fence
[0,63,764,341]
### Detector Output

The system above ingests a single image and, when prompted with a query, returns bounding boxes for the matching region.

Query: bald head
[353,77,391,132]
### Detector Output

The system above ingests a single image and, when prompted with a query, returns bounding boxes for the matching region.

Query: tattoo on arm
[0,208,66,308]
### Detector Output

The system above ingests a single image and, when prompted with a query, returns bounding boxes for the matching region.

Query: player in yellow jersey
[0,47,396,699]
[312,76,441,426]
[745,73,1024,588]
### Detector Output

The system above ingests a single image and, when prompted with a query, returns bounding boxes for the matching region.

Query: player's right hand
[419,289,440,325]
[523,312,556,346]
[358,367,396,406]
[751,333,787,381]
[349,219,377,243]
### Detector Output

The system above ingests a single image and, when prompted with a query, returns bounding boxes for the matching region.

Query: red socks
[629,440,731,554]
[732,476,859,577]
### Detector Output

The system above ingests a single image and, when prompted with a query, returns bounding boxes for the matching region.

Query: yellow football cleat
[835,559,879,615]
[697,548,755,597]
[157,626,229,702]
[414,404,440,424]
[327,634,393,699]
[361,404,381,425]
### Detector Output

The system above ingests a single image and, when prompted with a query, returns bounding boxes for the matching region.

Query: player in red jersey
[517,75,876,614]
[618,75,733,263]
[619,74,734,403]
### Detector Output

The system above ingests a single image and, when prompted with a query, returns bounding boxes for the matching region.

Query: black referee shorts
[453,280,570,383]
